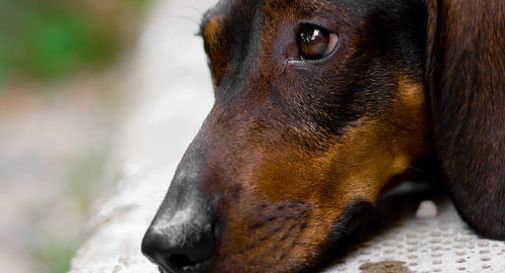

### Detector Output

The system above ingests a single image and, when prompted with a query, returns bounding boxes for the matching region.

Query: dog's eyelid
[297,21,338,34]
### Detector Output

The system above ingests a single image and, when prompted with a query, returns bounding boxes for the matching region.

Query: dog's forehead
[203,0,351,25]
[203,0,257,22]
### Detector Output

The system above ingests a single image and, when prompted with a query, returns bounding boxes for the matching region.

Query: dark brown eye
[298,27,338,60]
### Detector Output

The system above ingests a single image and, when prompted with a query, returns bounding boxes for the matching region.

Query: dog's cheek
[247,78,429,266]
[205,76,430,273]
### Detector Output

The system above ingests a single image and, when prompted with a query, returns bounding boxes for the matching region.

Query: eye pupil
[298,26,336,60]
[301,29,322,43]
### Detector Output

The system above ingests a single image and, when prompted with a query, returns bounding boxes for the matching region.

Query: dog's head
[142,0,432,272]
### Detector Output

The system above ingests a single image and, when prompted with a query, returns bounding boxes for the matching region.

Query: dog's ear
[426,0,505,239]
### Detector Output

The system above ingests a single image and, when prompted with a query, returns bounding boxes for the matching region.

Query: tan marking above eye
[202,16,226,87]
[203,16,220,48]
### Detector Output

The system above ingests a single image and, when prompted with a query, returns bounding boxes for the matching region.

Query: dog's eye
[298,27,338,60]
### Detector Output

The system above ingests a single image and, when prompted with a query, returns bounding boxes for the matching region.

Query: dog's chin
[298,201,377,273]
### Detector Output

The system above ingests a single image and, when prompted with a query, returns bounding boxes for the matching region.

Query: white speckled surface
[321,186,505,273]
[69,0,505,272]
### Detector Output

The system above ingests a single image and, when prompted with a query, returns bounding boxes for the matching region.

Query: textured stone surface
[69,0,505,272]
[416,200,438,219]
[321,185,505,273]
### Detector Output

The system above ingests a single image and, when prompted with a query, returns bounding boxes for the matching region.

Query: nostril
[169,254,199,270]
[142,222,219,273]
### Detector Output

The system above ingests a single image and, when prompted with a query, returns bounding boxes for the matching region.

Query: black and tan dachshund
[141,0,505,272]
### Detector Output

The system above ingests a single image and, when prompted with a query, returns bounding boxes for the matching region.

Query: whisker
[175,16,201,27]
[406,165,427,175]
[183,5,206,16]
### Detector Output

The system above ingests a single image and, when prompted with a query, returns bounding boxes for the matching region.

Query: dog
[141,0,505,272]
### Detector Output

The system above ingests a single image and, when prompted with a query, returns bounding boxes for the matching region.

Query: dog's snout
[142,208,218,273]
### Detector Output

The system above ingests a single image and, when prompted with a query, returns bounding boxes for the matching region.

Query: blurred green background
[0,0,150,86]
[0,1,152,273]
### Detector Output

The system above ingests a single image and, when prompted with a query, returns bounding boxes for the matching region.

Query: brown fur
[193,1,432,269]
[201,74,431,272]
[142,0,505,272]
[427,0,505,237]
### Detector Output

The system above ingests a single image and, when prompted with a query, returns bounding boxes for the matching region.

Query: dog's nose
[142,207,218,273]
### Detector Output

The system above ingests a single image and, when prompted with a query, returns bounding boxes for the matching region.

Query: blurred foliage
[33,147,112,273]
[0,2,152,273]
[0,0,152,86]
[33,237,78,273]
[65,145,111,213]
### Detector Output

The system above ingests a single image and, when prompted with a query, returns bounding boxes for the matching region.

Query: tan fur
[209,76,431,272]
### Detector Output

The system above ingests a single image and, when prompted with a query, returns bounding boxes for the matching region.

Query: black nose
[142,209,218,273]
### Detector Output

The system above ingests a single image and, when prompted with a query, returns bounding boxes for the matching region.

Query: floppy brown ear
[425,0,505,239]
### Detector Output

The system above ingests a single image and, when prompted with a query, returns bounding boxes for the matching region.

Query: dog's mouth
[192,196,376,273]
[143,193,377,273]
[205,199,312,272]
